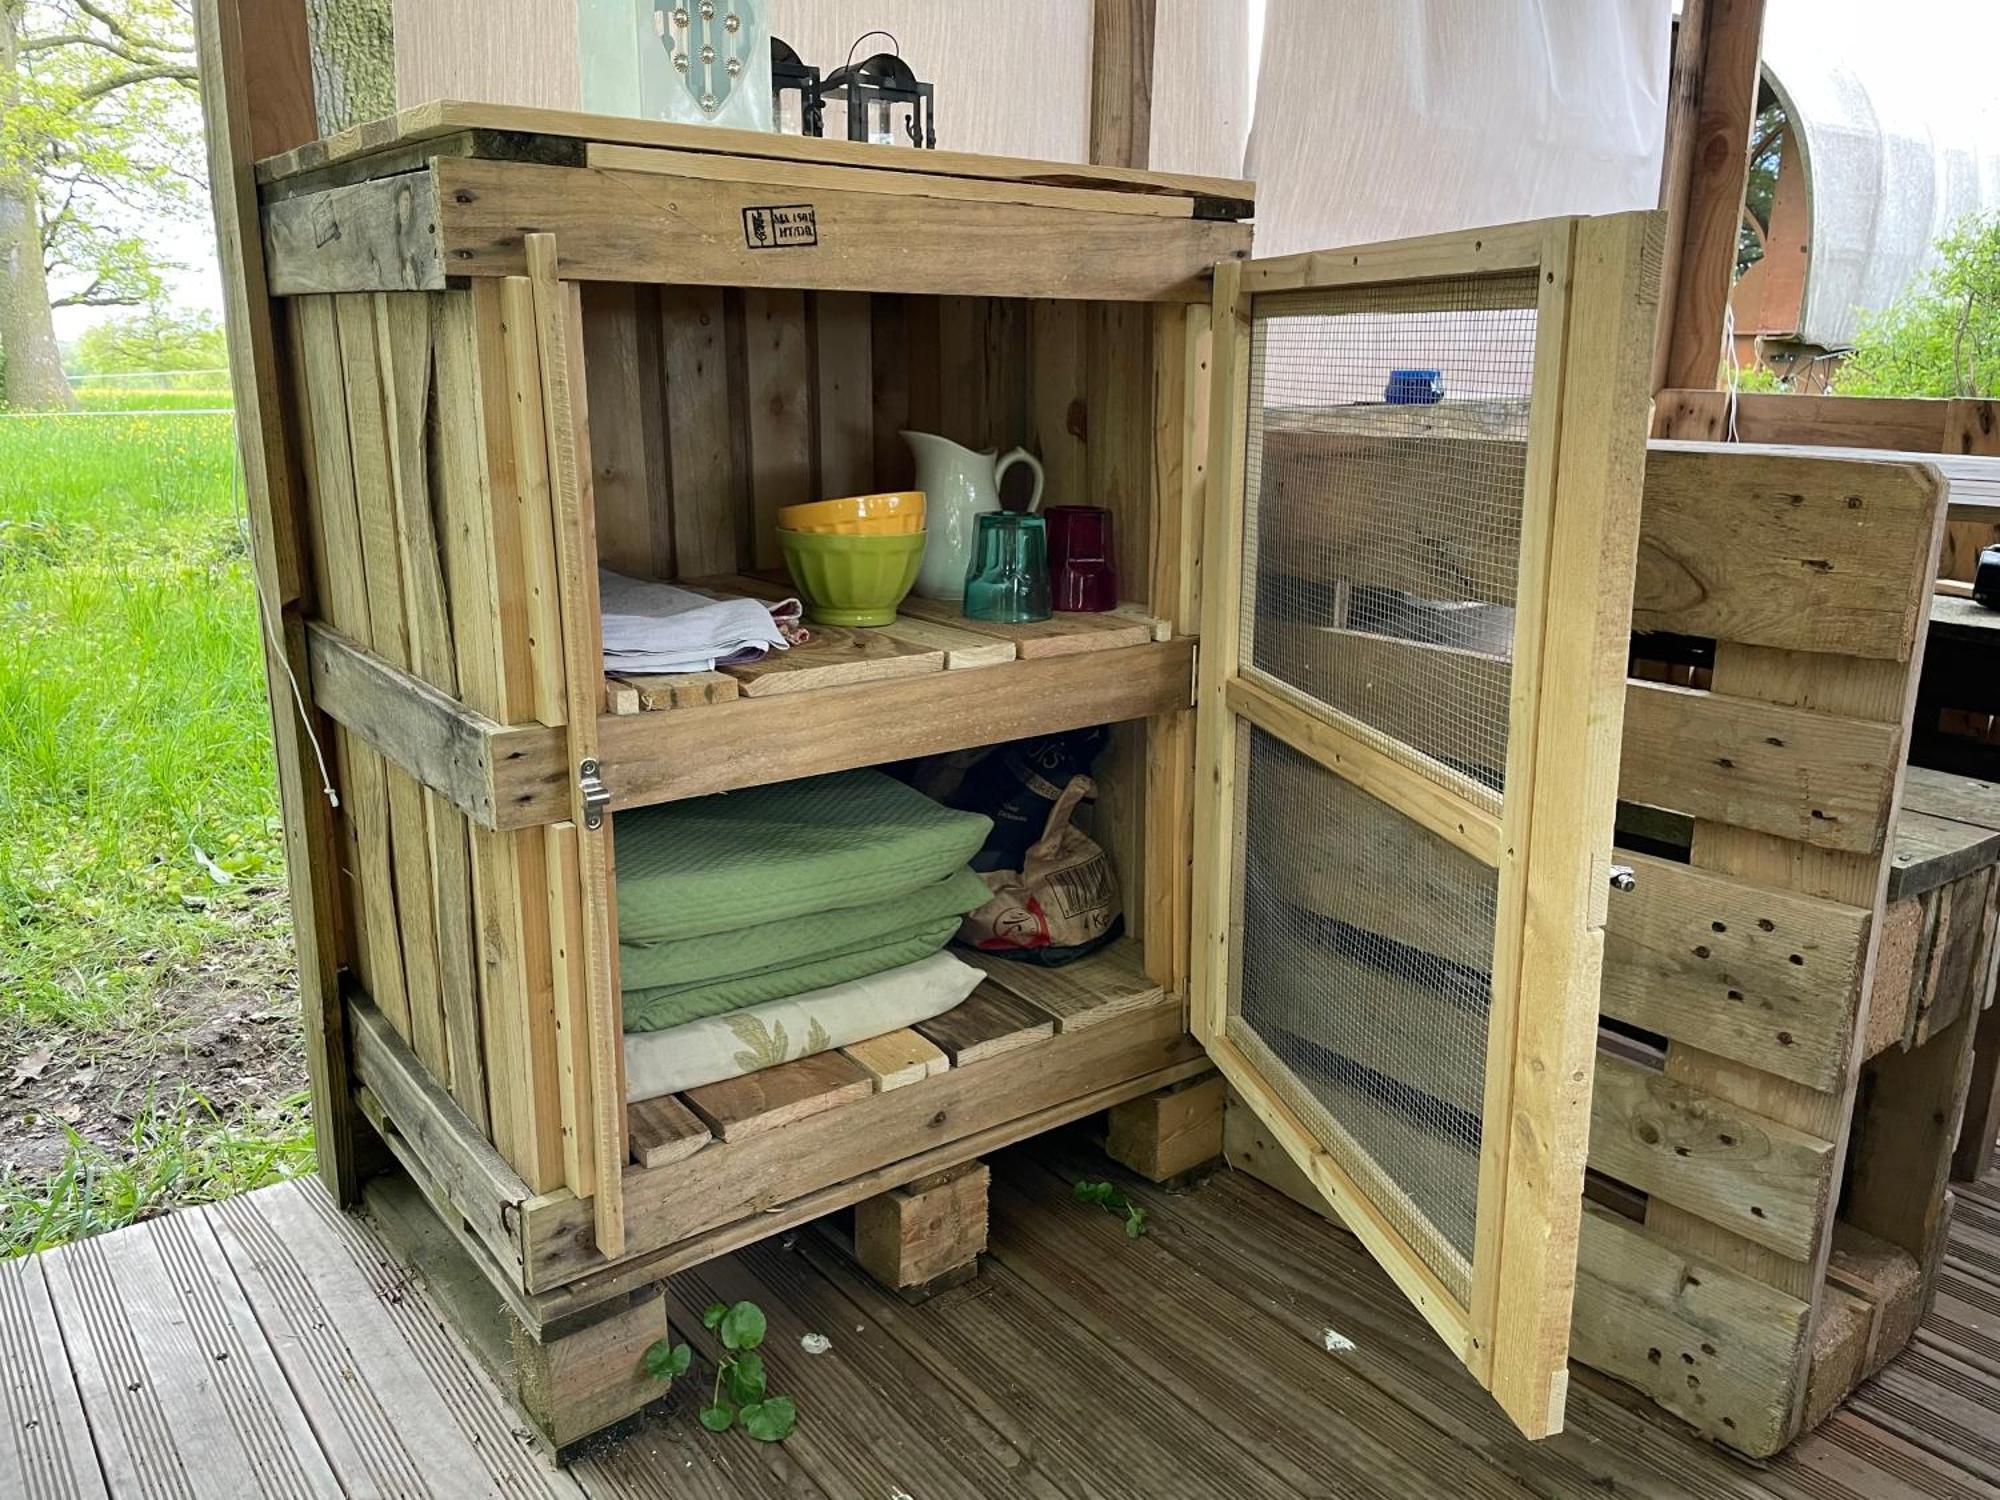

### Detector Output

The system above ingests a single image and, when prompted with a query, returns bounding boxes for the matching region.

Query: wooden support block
[1801,1283,1873,1432]
[841,1028,951,1091]
[627,1093,712,1168]
[1222,1090,1349,1232]
[1827,1220,1925,1378]
[1866,895,1931,1058]
[511,1285,670,1451]
[852,1162,989,1300]
[682,1051,874,1142]
[916,984,1056,1065]
[1106,1072,1224,1181]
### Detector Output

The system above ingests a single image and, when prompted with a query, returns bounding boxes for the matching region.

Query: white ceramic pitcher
[903,430,1046,600]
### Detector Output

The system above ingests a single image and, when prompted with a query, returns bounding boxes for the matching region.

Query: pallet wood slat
[423,158,1243,303]
[335,293,451,1083]
[1636,445,1945,661]
[1619,680,1902,855]
[1588,1052,1837,1261]
[625,1094,712,1169]
[1599,851,1872,1091]
[525,234,625,1256]
[840,1029,952,1091]
[1570,1202,1812,1457]
[958,939,1166,1032]
[915,985,1059,1066]
[683,1052,876,1143]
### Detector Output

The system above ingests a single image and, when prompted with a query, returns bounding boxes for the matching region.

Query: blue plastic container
[1384,368,1445,405]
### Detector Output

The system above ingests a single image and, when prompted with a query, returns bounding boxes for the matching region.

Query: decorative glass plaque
[577,0,775,132]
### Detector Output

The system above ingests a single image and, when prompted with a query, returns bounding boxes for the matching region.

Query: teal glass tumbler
[961,511,1052,623]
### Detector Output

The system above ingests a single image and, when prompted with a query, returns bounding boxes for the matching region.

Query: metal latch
[1609,863,1636,893]
[579,758,610,830]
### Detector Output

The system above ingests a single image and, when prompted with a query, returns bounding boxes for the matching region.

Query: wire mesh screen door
[1191,213,1662,1440]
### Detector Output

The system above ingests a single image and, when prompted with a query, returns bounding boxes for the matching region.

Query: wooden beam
[427,159,1245,303]
[1659,0,1766,390]
[347,994,531,1285]
[1089,0,1157,170]
[262,170,447,294]
[524,233,625,1261]
[195,0,367,1201]
[1651,0,1709,393]
[305,620,527,826]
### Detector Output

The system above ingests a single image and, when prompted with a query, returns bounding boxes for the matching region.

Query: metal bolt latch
[579,758,610,830]
[1609,863,1636,893]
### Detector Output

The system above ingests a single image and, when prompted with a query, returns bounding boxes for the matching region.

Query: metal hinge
[1189,641,1200,706]
[579,758,610,830]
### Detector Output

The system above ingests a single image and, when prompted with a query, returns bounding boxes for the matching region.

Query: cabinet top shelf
[258,98,1257,210]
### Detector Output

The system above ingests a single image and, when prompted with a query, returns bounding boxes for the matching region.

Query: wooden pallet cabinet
[217,82,1685,1450]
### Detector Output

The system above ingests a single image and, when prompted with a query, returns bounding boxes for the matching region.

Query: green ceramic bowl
[776,527,926,627]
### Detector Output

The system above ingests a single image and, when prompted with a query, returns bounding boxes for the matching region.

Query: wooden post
[1657,0,1766,392]
[1106,1073,1224,1180]
[1089,0,1156,170]
[196,0,370,1202]
[853,1162,989,1300]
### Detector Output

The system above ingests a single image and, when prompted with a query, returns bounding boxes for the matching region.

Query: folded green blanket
[620,866,989,995]
[622,917,962,1033]
[615,769,993,944]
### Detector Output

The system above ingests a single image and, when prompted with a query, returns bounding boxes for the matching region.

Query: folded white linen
[599,569,796,675]
[622,949,983,1103]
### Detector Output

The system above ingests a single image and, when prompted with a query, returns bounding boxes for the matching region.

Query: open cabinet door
[1192,213,1662,1438]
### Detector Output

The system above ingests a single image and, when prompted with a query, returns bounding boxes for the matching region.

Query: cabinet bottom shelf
[348,937,1205,1333]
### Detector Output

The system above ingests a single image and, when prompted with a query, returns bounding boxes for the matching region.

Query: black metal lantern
[770,36,823,137]
[819,32,935,149]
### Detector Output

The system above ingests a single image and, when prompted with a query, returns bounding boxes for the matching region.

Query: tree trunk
[0,0,74,410]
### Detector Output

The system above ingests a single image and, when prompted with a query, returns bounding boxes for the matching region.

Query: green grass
[0,412,284,1029]
[0,1089,313,1258]
[72,388,235,412]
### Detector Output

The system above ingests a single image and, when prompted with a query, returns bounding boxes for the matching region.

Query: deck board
[41,1212,338,1498]
[2,1147,1997,1498]
[0,1257,107,1500]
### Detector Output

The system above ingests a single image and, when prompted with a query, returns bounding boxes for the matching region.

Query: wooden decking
[5,1134,1998,1499]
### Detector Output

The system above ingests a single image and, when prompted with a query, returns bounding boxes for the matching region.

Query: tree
[1839,212,2000,399]
[72,295,222,372]
[0,0,199,410]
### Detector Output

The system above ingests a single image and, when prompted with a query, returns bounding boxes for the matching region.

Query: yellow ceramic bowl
[777,491,926,536]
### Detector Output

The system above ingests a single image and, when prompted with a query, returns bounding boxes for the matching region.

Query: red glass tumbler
[1045,505,1118,613]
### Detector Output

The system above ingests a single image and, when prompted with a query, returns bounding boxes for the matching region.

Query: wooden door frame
[1191,213,1664,1437]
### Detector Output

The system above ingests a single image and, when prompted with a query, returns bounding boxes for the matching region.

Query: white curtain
[1244,0,1670,256]
[397,2,1666,255]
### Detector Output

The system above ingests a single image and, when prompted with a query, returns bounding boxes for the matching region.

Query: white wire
[234,448,340,810]
[1722,298,1741,444]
